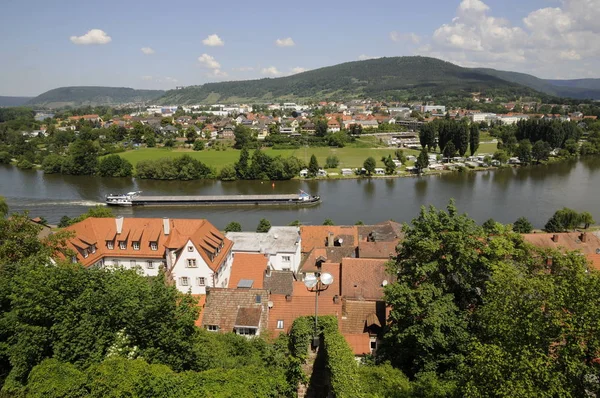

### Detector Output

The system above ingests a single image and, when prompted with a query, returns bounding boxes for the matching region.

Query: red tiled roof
[62,217,232,271]
[300,226,359,253]
[340,299,386,334]
[343,333,371,356]
[340,258,394,300]
[523,232,600,270]
[229,253,268,289]
[202,288,269,333]
[267,294,342,334]
[193,294,206,327]
[358,241,397,259]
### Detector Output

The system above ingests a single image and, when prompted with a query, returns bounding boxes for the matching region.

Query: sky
[1,0,599,96]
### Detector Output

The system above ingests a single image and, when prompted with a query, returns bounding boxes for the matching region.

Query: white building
[226,227,302,273]
[63,217,234,295]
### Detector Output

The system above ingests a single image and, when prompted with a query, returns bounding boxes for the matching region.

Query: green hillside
[0,96,32,107]
[28,86,164,108]
[158,56,541,104]
[476,68,600,100]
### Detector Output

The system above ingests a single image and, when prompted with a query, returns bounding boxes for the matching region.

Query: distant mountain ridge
[0,96,33,107]
[158,57,542,104]
[27,86,165,108]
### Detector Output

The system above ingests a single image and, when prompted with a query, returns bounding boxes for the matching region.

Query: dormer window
[119,241,126,250]
[150,242,158,251]
[107,241,114,250]
[90,244,96,254]
[83,249,88,259]
[71,256,77,263]
[133,241,140,250]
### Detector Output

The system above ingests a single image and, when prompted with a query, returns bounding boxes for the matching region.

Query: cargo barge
[105,191,320,207]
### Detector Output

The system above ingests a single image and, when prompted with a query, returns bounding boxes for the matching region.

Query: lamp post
[304,272,334,349]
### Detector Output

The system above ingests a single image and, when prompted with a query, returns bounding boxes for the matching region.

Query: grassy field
[117,141,498,172]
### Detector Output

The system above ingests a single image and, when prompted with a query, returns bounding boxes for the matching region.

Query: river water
[1,158,599,229]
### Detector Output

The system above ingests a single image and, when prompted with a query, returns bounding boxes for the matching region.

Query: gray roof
[226,226,300,255]
[263,270,294,295]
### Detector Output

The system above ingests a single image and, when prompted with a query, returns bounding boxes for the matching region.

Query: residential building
[523,232,600,270]
[226,227,302,273]
[201,288,269,336]
[61,217,234,295]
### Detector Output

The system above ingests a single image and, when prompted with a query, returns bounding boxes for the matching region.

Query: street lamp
[304,272,334,349]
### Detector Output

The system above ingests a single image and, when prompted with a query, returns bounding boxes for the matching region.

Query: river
[1,158,599,229]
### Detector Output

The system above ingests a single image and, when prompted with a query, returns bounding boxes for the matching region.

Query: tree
[531,140,551,163]
[0,196,8,217]
[395,149,406,164]
[234,147,250,179]
[98,155,133,178]
[224,222,242,233]
[64,139,99,175]
[315,119,328,137]
[363,157,376,176]
[515,140,532,164]
[419,124,436,151]
[323,219,335,226]
[580,211,595,229]
[482,218,497,233]
[288,220,301,226]
[256,218,271,233]
[453,123,470,157]
[233,125,256,149]
[218,164,237,181]
[42,154,64,174]
[493,150,509,164]
[544,207,584,232]
[193,140,205,151]
[512,217,533,233]
[0,151,11,164]
[469,124,480,156]
[355,220,364,225]
[415,148,429,172]
[185,127,197,143]
[308,154,320,177]
[443,141,456,159]
[58,215,71,228]
[383,155,396,175]
[324,156,339,169]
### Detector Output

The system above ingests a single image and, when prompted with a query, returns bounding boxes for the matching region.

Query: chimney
[552,234,559,243]
[327,232,334,247]
[163,218,170,235]
[115,216,124,235]
[581,232,588,243]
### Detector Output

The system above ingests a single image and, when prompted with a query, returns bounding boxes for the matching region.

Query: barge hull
[123,194,320,207]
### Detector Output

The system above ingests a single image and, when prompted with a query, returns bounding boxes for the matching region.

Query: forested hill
[158,56,543,104]
[475,68,600,100]
[0,96,32,107]
[27,86,165,108]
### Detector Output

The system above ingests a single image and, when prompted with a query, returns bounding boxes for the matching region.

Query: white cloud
[358,54,380,61]
[275,37,295,47]
[417,0,600,78]
[232,66,254,72]
[290,67,307,74]
[198,53,221,69]
[209,69,228,78]
[70,29,112,45]
[202,34,224,47]
[141,47,155,55]
[141,75,153,81]
[390,31,421,44]
[261,66,282,76]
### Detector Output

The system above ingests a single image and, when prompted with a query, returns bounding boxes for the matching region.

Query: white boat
[105,191,141,206]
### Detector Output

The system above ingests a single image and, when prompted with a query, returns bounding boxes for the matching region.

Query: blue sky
[1,0,597,96]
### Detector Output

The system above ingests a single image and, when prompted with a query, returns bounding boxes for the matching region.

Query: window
[107,241,114,250]
[83,249,88,258]
[147,261,154,269]
[187,246,194,252]
[206,325,219,332]
[187,259,197,268]
[236,327,257,336]
[150,242,158,251]
[133,241,140,250]
[119,241,126,250]
[196,277,205,286]
[90,244,96,254]
[282,255,291,263]
[179,277,189,286]
[71,256,77,264]
[130,260,136,267]
[276,320,284,329]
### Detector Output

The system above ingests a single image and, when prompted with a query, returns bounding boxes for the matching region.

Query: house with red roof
[61,217,234,295]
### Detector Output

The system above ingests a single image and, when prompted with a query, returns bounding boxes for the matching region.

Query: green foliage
[395,149,407,164]
[135,155,215,180]
[544,207,595,232]
[469,124,480,156]
[482,218,498,233]
[358,363,411,398]
[515,139,532,164]
[493,150,509,164]
[66,206,114,226]
[256,218,271,233]
[28,87,164,107]
[224,221,242,233]
[363,156,376,175]
[0,151,11,164]
[42,154,64,174]
[308,154,320,177]
[531,140,551,163]
[415,148,429,172]
[98,155,133,177]
[443,141,456,158]
[0,196,8,217]
[324,155,339,169]
[383,155,396,175]
[16,158,34,169]
[26,359,87,398]
[63,140,99,175]
[192,140,205,151]
[58,215,72,228]
[288,220,301,226]
[233,125,257,149]
[323,218,335,226]
[218,164,237,181]
[512,217,533,233]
